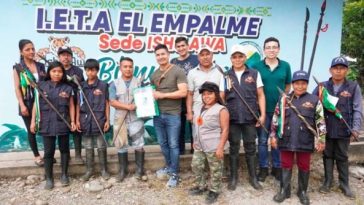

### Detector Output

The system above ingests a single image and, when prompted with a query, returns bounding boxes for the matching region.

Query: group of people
[13,36,362,204]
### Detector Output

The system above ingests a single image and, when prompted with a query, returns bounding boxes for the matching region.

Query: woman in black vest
[270,70,326,205]
[13,39,46,166]
[30,61,76,190]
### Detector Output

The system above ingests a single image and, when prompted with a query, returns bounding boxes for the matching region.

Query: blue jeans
[153,113,181,174]
[257,112,281,168]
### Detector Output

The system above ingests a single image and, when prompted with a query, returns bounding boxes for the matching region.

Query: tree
[341,0,364,91]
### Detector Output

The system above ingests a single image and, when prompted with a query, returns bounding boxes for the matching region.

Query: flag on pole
[318,84,343,119]
[34,89,40,131]
[277,96,286,138]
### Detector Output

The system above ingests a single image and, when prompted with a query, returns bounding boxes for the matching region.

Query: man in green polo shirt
[252,37,292,182]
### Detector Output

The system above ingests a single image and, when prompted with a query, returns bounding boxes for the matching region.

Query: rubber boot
[246,155,262,190]
[297,170,310,205]
[81,149,94,181]
[73,134,84,164]
[97,148,110,180]
[319,157,334,193]
[257,167,268,182]
[273,168,292,203]
[337,160,355,199]
[272,167,282,181]
[117,152,128,182]
[44,158,54,190]
[135,150,145,180]
[227,155,239,190]
[60,153,70,186]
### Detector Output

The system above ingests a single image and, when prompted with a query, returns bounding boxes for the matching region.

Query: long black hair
[45,61,68,83]
[18,39,33,62]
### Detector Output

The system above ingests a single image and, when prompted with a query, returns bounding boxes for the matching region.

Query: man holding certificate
[151,44,188,188]
[109,57,146,182]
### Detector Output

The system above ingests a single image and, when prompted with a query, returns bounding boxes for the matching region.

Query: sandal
[34,158,44,167]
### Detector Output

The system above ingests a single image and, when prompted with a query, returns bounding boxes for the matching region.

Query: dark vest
[225,68,258,124]
[323,79,357,139]
[38,81,73,136]
[14,61,46,115]
[79,79,108,135]
[278,92,319,152]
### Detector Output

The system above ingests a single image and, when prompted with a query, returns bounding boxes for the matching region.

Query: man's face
[120,60,134,79]
[175,41,189,57]
[155,48,170,66]
[198,50,213,68]
[292,80,308,96]
[58,52,73,67]
[230,53,246,69]
[330,65,348,82]
[264,41,280,59]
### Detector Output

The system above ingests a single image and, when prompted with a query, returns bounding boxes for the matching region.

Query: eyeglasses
[264,46,279,50]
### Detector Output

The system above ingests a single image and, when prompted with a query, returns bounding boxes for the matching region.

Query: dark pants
[324,138,350,162]
[179,99,192,154]
[229,123,257,157]
[43,135,70,160]
[280,151,311,172]
[22,115,40,157]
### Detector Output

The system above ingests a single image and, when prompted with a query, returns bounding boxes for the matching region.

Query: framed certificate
[133,85,159,118]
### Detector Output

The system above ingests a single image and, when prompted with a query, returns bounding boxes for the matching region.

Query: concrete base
[1,139,364,178]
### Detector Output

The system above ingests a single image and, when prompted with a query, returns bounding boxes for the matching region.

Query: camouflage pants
[191,150,223,193]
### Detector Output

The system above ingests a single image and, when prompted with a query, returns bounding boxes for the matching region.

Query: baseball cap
[330,56,348,68]
[230,44,247,56]
[292,70,309,82]
[57,46,73,56]
[197,44,213,54]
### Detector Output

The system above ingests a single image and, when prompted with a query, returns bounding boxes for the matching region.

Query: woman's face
[49,66,64,82]
[20,43,35,60]
[202,90,217,106]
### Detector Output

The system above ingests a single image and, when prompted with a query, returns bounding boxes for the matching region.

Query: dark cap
[292,70,309,83]
[57,46,73,56]
[330,56,348,68]
[199,82,219,94]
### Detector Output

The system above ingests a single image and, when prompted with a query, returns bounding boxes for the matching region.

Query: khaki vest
[194,103,225,152]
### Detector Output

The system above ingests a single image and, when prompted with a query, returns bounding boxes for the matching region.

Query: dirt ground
[0,155,363,205]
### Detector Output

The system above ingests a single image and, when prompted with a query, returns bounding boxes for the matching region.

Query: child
[30,61,76,190]
[189,82,229,204]
[270,70,326,205]
[76,58,110,181]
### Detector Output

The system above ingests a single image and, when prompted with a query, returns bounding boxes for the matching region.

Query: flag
[318,85,343,119]
[34,89,40,131]
[277,95,286,138]
[19,68,35,98]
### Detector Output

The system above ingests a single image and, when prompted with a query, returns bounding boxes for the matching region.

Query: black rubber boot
[337,160,355,199]
[81,149,94,182]
[205,190,219,204]
[135,150,145,180]
[227,155,239,190]
[97,148,110,180]
[257,167,269,182]
[73,134,84,164]
[44,158,54,190]
[272,167,282,181]
[319,157,334,193]
[246,155,262,190]
[297,170,310,205]
[60,153,70,186]
[117,152,128,182]
[273,168,292,203]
